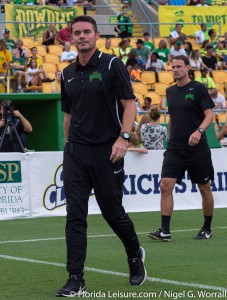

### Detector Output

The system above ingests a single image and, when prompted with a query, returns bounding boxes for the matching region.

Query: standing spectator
[169,24,186,46]
[9,47,26,93]
[146,52,165,78]
[195,67,216,90]
[148,55,215,241]
[51,71,61,92]
[42,23,56,46]
[134,39,151,68]
[170,41,187,59]
[0,39,12,92]
[60,42,77,62]
[209,88,226,108]
[56,15,146,297]
[136,113,152,145]
[143,32,155,52]
[202,45,218,71]
[115,6,133,39]
[140,106,168,150]
[2,29,16,52]
[56,21,72,45]
[155,40,171,65]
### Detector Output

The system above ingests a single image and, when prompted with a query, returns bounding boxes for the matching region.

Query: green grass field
[0,208,227,300]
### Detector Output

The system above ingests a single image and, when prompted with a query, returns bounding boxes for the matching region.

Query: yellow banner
[158,6,226,37]
[4,4,83,39]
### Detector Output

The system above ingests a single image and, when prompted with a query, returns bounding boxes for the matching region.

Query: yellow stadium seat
[37,36,44,46]
[132,82,148,95]
[158,71,174,84]
[48,45,63,56]
[57,62,70,72]
[44,53,60,64]
[154,82,170,96]
[215,82,225,92]
[141,71,156,90]
[144,91,161,106]
[42,82,52,93]
[212,70,227,83]
[42,62,57,73]
[46,72,56,80]
[96,38,106,49]
[24,72,42,92]
[36,45,47,57]
[110,37,122,48]
[165,63,172,72]
[21,37,35,48]
[216,112,227,123]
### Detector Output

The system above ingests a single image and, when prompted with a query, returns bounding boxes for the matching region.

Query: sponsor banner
[4,4,83,39]
[0,149,227,220]
[158,6,226,37]
[0,153,30,220]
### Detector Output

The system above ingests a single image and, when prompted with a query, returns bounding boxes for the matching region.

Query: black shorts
[161,148,214,185]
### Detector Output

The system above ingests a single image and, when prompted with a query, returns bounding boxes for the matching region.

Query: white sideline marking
[0,227,227,244]
[0,254,226,292]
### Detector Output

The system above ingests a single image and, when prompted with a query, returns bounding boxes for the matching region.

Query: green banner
[5,4,83,39]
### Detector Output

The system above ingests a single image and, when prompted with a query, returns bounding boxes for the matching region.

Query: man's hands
[188,130,201,146]
[110,136,128,163]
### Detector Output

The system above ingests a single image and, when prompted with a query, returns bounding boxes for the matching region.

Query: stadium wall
[0,149,226,220]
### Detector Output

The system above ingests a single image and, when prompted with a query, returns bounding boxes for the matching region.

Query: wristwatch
[197,128,204,134]
[119,132,130,141]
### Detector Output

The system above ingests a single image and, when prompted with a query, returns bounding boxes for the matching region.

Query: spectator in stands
[127,131,148,154]
[142,97,152,111]
[15,40,29,58]
[9,47,26,93]
[140,105,168,150]
[214,122,227,147]
[170,41,187,60]
[143,32,155,52]
[155,40,171,65]
[2,29,16,52]
[130,63,142,82]
[169,24,186,46]
[209,88,226,108]
[191,23,209,45]
[195,67,216,90]
[197,0,208,5]
[202,45,218,71]
[184,41,193,57]
[146,52,165,74]
[187,0,200,5]
[42,23,56,46]
[56,21,72,45]
[200,40,210,57]
[221,32,227,48]
[51,71,61,92]
[208,29,218,50]
[135,97,142,112]
[115,5,133,39]
[0,100,32,153]
[0,39,12,92]
[215,41,227,68]
[189,50,208,78]
[99,38,116,55]
[60,42,77,62]
[136,113,152,145]
[67,0,94,14]
[26,58,53,87]
[117,39,131,65]
[133,39,151,68]
[27,47,43,68]
[126,50,140,77]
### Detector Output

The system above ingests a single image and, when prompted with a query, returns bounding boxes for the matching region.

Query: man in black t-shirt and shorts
[148,55,215,242]
[55,16,146,297]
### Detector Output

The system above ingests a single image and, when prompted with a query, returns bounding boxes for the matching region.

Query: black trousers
[63,141,140,276]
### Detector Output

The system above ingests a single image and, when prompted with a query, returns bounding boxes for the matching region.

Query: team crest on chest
[89,71,102,82]
[185,93,195,101]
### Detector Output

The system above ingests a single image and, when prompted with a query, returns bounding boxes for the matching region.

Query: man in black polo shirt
[148,55,215,242]
[55,16,146,297]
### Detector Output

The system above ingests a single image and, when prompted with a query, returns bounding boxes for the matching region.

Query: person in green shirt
[9,47,26,92]
[115,6,133,39]
[195,67,216,90]
[2,29,16,53]
[143,32,155,52]
[155,40,171,64]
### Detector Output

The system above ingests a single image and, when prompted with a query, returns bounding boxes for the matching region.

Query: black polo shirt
[61,50,135,144]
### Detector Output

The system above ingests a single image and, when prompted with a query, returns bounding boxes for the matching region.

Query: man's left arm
[13,110,32,133]
[110,99,136,163]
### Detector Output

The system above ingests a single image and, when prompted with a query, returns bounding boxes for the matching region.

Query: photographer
[0,100,32,152]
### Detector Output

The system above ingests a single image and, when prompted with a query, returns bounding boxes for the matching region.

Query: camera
[2,103,14,123]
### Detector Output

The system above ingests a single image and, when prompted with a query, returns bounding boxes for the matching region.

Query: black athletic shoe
[147,228,171,242]
[128,247,147,286]
[193,228,212,240]
[55,275,85,297]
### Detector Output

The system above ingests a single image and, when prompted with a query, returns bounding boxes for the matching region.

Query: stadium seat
[212,70,227,83]
[42,62,57,73]
[141,71,156,89]
[46,72,55,80]
[44,53,60,64]
[42,82,52,93]
[215,82,225,92]
[216,112,227,123]
[57,62,70,72]
[24,73,42,92]
[21,37,35,48]
[165,63,172,72]
[110,37,122,48]
[144,91,161,106]
[36,45,47,57]
[96,38,106,49]
[158,71,174,84]
[48,45,63,56]
[154,82,170,96]
[132,82,148,95]
[134,92,144,106]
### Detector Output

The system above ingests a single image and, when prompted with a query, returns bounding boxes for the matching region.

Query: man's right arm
[64,113,72,143]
